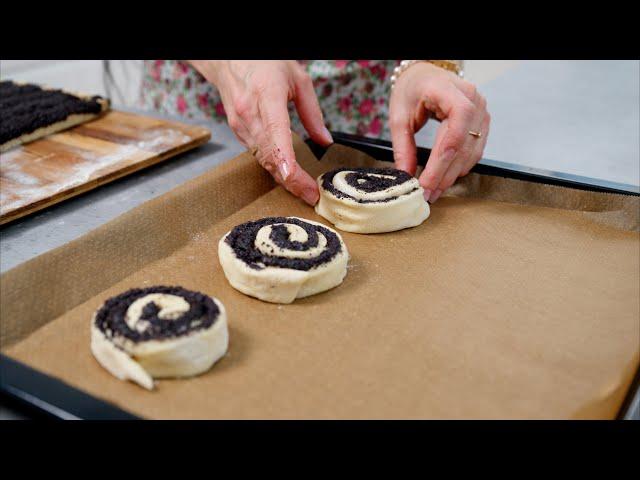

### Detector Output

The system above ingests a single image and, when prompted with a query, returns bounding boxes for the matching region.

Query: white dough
[90,294,228,390]
[315,169,430,234]
[218,217,349,304]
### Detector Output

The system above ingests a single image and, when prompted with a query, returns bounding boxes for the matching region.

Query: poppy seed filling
[225,217,342,271]
[94,286,219,343]
[321,167,418,203]
[0,80,105,145]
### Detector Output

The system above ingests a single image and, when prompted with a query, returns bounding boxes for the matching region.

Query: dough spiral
[218,216,349,303]
[315,167,430,233]
[91,286,228,390]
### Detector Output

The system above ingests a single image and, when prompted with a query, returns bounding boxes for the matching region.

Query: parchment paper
[2,136,639,419]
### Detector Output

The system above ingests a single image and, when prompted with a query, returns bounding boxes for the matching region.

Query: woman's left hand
[389,62,490,203]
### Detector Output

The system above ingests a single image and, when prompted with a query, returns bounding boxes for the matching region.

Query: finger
[264,159,318,210]
[420,87,476,196]
[418,118,450,201]
[462,110,491,176]
[257,89,319,205]
[435,93,486,192]
[432,156,467,202]
[277,155,320,206]
[293,70,333,146]
[447,93,488,181]
[219,89,254,147]
[229,87,289,183]
[450,76,479,103]
[226,110,252,147]
[389,101,418,175]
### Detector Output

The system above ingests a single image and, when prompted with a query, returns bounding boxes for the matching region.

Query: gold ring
[468,130,482,138]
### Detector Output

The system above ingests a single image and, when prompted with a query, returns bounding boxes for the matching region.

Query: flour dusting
[1,126,195,216]
[1,143,140,214]
[135,129,192,151]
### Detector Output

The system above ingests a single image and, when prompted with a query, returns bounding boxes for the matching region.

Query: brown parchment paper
[2,136,639,419]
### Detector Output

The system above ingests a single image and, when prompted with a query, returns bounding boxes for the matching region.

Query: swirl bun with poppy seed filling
[90,286,228,390]
[218,216,349,304]
[315,167,430,233]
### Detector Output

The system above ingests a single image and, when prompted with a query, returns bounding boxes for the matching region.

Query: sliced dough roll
[91,286,228,390]
[219,216,349,304]
[315,167,430,234]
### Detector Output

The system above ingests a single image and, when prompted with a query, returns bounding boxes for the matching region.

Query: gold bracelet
[390,60,464,90]
[427,60,464,76]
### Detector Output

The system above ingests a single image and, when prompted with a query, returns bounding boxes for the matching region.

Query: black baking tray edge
[1,132,638,420]
[0,354,138,419]
[315,132,640,196]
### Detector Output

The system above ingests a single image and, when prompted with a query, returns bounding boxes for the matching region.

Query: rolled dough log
[0,80,110,152]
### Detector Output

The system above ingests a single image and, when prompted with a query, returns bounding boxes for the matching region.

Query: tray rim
[321,132,640,197]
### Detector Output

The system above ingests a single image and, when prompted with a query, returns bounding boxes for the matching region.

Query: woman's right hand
[189,60,333,206]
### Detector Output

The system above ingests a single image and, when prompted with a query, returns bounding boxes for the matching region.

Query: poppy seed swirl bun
[90,286,228,390]
[218,217,349,304]
[315,167,430,233]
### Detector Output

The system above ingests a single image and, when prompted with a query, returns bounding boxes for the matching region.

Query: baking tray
[1,133,638,420]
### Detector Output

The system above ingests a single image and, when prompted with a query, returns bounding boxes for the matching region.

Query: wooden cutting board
[0,110,211,225]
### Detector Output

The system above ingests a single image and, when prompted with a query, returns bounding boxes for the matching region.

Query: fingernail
[278,161,290,181]
[423,189,432,202]
[322,126,334,145]
[430,189,443,203]
[441,148,457,165]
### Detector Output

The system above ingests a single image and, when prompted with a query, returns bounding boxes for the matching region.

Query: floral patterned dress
[139,60,401,140]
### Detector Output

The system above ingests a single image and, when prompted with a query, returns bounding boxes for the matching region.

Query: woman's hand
[189,60,333,205]
[389,62,490,203]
